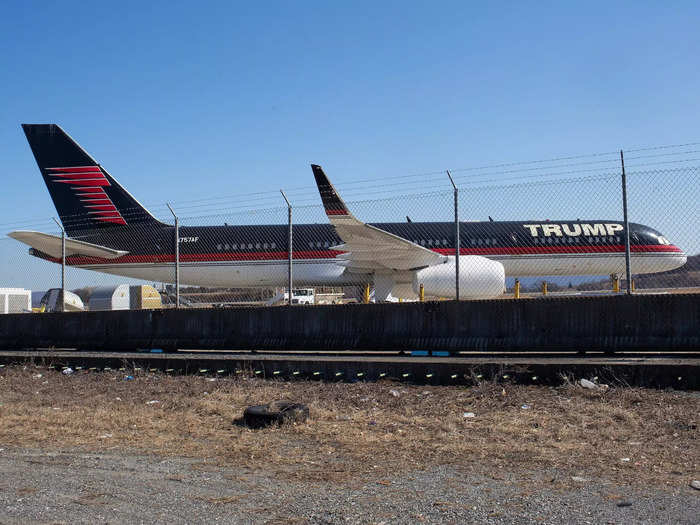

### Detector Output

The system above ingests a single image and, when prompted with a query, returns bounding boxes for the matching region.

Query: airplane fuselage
[33,220,687,287]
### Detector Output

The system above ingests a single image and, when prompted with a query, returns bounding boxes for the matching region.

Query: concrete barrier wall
[0,294,698,351]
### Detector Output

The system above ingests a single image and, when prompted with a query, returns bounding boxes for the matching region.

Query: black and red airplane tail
[21,124,164,236]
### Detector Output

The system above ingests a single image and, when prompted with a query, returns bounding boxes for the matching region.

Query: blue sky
[0,1,698,288]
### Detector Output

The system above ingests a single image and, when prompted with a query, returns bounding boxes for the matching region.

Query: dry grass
[0,366,697,487]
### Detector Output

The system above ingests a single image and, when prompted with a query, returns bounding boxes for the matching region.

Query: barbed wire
[3,163,694,233]
[152,148,700,211]
[146,145,697,210]
[1,163,697,232]
[1,147,698,231]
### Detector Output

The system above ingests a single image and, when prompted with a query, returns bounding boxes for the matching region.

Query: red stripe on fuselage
[45,244,683,266]
[51,250,346,265]
[434,244,685,256]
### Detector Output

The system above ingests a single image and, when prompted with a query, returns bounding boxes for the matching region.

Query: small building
[87,284,163,311]
[0,288,31,314]
[88,285,130,311]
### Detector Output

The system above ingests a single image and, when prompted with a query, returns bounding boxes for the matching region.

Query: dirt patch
[0,366,696,487]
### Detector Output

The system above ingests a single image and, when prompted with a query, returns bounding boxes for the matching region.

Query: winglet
[311,164,351,217]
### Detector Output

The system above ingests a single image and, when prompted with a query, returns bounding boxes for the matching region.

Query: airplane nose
[673,247,687,263]
[668,246,687,271]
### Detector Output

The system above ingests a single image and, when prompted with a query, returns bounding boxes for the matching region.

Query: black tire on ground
[242,401,309,428]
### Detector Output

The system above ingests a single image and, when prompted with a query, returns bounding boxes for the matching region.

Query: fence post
[280,191,293,306]
[446,170,459,301]
[620,150,632,295]
[166,203,180,308]
[52,217,65,312]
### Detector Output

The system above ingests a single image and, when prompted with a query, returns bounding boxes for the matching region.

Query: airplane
[9,124,687,301]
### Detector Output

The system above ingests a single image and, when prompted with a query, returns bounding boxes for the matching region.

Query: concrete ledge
[0,294,697,352]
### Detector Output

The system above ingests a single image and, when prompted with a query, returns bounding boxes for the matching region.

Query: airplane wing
[311,165,447,272]
[8,231,129,259]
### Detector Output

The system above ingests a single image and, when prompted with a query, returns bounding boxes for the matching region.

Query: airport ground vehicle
[285,288,315,305]
[9,124,687,301]
[265,288,315,305]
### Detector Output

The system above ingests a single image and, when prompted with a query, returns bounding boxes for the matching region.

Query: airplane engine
[412,256,505,299]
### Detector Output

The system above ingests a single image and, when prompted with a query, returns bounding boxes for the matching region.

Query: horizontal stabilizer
[8,231,129,259]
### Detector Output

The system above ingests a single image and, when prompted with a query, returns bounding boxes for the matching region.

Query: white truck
[266,288,315,305]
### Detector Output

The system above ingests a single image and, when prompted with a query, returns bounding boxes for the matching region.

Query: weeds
[0,366,696,486]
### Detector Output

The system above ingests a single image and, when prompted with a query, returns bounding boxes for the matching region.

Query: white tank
[413,256,505,299]
[88,285,131,311]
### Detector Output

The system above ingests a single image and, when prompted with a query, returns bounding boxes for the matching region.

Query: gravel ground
[0,448,697,524]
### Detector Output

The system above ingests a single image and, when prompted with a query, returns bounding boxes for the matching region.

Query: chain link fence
[0,160,697,312]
